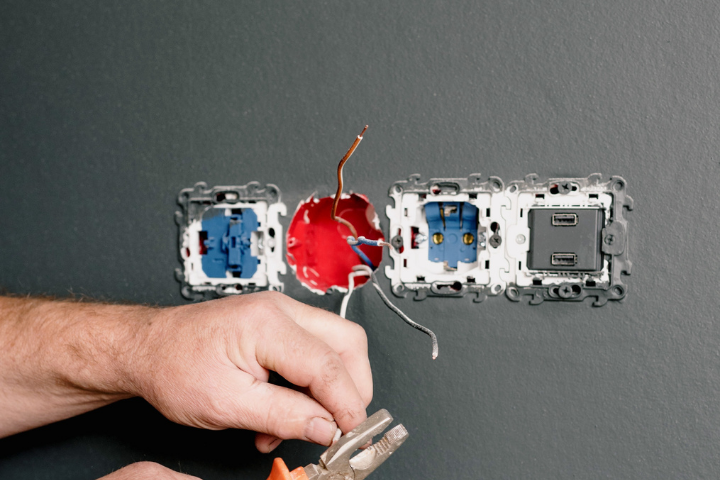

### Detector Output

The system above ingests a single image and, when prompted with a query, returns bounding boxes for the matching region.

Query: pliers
[266,409,408,480]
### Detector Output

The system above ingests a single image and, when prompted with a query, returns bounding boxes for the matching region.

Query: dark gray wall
[1,1,719,479]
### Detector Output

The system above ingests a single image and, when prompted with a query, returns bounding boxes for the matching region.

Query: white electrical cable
[340,264,439,359]
[369,270,439,360]
[340,265,373,319]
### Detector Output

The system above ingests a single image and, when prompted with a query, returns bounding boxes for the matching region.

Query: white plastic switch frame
[501,174,632,305]
[385,174,509,302]
[175,181,286,301]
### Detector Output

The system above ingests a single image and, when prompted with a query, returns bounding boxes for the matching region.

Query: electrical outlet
[384,174,507,302]
[385,173,632,305]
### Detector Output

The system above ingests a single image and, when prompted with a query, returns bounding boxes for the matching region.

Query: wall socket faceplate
[385,174,632,305]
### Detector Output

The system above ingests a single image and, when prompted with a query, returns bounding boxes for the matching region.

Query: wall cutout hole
[286,194,383,293]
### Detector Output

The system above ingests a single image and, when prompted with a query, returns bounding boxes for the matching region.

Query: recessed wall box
[175,182,286,300]
[501,174,632,305]
[385,174,508,302]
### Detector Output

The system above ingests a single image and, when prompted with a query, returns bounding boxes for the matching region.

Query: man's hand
[0,292,372,453]
[131,292,372,452]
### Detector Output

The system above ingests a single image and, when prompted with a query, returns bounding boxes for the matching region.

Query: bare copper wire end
[331,125,368,239]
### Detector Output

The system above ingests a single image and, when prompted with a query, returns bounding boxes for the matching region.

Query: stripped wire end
[347,236,394,249]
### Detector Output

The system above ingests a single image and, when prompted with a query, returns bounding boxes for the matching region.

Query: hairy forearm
[0,296,155,437]
[0,291,372,455]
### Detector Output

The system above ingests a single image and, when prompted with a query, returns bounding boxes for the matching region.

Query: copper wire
[331,125,368,239]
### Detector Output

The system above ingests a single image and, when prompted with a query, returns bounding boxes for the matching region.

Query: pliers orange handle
[266,458,308,480]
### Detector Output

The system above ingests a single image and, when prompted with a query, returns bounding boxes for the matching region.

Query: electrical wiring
[350,246,439,359]
[341,262,440,359]
[351,244,377,270]
[370,270,439,360]
[340,265,373,319]
[331,125,368,239]
[329,125,438,359]
[330,125,392,263]
[347,236,393,249]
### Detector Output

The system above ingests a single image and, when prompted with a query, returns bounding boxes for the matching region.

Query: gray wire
[370,271,439,360]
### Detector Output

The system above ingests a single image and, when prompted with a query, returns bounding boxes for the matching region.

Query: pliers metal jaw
[303,409,408,480]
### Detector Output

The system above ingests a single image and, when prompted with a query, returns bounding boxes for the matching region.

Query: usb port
[551,253,577,266]
[552,213,578,226]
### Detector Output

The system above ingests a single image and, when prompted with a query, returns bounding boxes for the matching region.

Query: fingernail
[267,438,282,453]
[332,428,342,445]
[305,417,338,446]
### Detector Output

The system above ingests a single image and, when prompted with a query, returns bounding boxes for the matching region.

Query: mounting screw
[489,234,502,248]
[558,182,572,194]
[391,235,404,249]
[604,234,615,245]
[558,285,574,298]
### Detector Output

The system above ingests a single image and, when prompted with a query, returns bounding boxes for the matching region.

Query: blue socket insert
[425,202,479,268]
[200,208,259,279]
